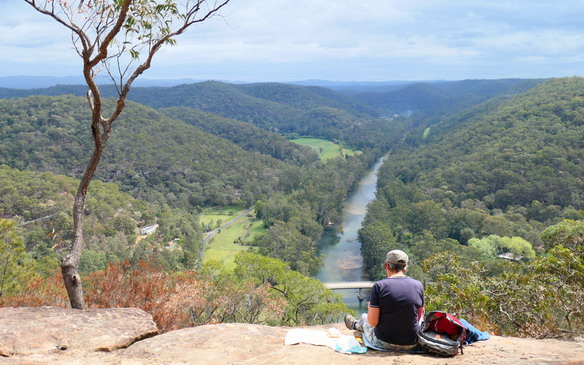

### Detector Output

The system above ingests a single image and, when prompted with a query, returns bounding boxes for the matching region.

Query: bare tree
[24,0,232,309]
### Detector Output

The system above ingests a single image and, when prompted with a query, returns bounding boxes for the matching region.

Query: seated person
[345,249,424,350]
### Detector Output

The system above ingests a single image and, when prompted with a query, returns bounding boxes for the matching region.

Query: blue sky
[1,0,584,82]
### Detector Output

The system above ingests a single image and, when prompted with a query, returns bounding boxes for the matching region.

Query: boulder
[0,306,158,356]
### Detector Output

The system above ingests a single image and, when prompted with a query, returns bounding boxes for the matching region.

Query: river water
[316,156,387,314]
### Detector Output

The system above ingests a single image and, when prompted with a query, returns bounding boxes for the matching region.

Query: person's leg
[362,321,418,351]
[344,313,368,331]
[344,314,364,331]
[362,320,383,348]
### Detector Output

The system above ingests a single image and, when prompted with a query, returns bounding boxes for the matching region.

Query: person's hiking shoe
[344,314,362,331]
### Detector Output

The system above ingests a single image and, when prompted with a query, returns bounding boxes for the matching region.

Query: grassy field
[290,137,360,161]
[199,204,247,229]
[202,206,265,270]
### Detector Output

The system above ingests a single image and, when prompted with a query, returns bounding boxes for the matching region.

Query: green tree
[234,252,350,325]
[530,245,584,335]
[421,251,492,321]
[459,227,475,245]
[253,221,321,275]
[422,243,583,338]
[400,200,447,237]
[469,235,536,260]
[541,219,584,252]
[358,220,398,279]
[0,219,37,297]
[25,0,232,309]
[468,235,498,259]
[498,236,536,260]
[468,234,535,260]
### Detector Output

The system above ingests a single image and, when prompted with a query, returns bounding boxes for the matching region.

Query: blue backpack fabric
[459,319,491,344]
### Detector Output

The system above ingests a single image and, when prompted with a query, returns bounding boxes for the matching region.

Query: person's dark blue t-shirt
[369,276,424,345]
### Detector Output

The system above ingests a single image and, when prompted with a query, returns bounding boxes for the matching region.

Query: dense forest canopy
[0,95,291,208]
[0,165,200,275]
[0,81,404,150]
[159,106,320,165]
[358,77,583,337]
[361,77,583,277]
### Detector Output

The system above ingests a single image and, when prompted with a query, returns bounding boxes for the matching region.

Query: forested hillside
[125,82,401,150]
[159,107,319,164]
[0,95,292,208]
[361,77,583,273]
[0,82,401,150]
[0,165,201,277]
[0,166,350,327]
[0,82,407,277]
[359,77,583,337]
[0,85,383,324]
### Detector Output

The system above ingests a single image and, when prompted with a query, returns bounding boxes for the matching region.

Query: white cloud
[1,0,584,81]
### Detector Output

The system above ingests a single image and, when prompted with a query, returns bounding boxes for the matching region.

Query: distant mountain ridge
[351,78,544,117]
[0,80,381,117]
[0,78,543,122]
[0,78,551,155]
[0,75,439,90]
[0,81,403,150]
[0,75,208,89]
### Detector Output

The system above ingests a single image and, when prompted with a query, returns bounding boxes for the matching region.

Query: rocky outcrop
[1,307,583,365]
[0,306,158,356]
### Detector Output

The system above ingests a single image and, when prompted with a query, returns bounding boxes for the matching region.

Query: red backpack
[418,311,468,356]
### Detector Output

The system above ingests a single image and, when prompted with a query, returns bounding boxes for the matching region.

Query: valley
[0,77,582,339]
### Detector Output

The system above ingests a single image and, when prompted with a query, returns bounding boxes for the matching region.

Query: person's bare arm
[367,303,380,327]
[417,306,425,324]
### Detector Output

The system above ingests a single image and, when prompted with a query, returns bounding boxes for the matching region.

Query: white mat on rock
[284,329,366,354]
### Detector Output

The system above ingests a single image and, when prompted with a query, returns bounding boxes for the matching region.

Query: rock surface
[0,306,158,356]
[1,307,583,365]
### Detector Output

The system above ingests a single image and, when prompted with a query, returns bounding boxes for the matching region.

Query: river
[316,155,387,314]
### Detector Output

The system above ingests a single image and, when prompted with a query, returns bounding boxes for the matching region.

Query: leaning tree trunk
[61,135,105,309]
[28,0,232,309]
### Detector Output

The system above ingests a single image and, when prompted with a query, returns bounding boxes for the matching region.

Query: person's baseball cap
[385,250,409,265]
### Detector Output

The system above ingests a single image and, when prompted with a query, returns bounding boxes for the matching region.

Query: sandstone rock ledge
[0,306,158,356]
[1,307,583,365]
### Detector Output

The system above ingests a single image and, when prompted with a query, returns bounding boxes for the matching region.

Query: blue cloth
[460,319,491,344]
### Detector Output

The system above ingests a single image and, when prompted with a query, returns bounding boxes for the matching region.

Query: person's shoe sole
[344,314,357,330]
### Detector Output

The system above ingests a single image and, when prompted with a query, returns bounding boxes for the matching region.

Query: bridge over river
[324,281,374,290]
[324,281,375,303]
